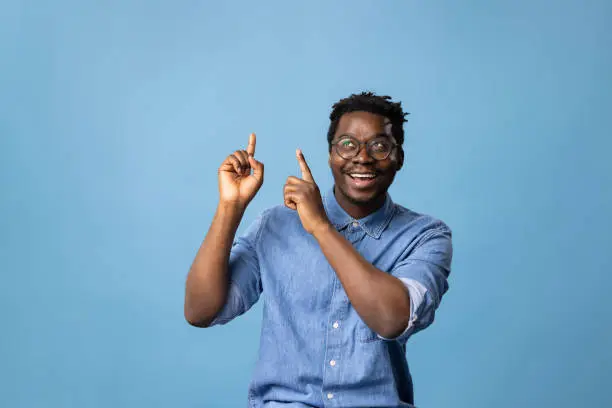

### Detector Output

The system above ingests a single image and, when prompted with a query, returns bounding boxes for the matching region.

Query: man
[185,92,453,407]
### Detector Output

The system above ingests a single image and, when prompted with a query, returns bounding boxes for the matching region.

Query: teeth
[350,174,376,179]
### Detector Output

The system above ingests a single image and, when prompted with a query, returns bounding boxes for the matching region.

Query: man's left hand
[283,149,331,235]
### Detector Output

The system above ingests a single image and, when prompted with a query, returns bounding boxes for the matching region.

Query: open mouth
[346,172,378,188]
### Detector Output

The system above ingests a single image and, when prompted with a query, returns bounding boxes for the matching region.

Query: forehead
[335,111,391,139]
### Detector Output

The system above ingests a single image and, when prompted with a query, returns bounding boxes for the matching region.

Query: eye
[340,139,355,148]
[371,140,389,152]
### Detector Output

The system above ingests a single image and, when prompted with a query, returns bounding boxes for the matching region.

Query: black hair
[327,92,408,150]
[327,92,409,151]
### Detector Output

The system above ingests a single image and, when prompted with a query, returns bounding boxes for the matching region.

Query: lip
[345,172,378,189]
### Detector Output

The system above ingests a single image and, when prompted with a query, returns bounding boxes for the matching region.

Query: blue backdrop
[1,1,611,407]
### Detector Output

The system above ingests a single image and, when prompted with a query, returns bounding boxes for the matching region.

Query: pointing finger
[296,149,314,183]
[247,133,256,156]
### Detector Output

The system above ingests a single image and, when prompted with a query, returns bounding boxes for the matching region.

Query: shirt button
[332,321,339,329]
[352,221,359,227]
[327,393,334,399]
[330,360,336,367]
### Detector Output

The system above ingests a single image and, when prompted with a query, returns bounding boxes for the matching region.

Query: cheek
[386,151,402,171]
[379,158,398,173]
[329,156,344,172]
[331,163,349,183]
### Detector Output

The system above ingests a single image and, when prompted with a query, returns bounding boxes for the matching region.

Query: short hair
[327,91,409,151]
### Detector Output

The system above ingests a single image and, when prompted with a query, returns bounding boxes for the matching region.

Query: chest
[256,217,406,312]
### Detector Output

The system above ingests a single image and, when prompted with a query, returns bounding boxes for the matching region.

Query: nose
[352,144,374,163]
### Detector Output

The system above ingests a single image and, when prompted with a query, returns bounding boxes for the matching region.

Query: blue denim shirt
[212,187,453,408]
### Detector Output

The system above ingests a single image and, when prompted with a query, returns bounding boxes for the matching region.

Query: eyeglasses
[331,136,397,161]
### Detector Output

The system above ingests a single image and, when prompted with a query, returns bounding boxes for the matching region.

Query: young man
[185,92,453,407]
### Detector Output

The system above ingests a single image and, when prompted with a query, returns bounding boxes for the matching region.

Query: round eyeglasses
[331,136,397,161]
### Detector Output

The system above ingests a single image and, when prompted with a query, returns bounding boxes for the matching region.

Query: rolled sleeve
[379,226,453,342]
[377,278,427,342]
[210,212,266,326]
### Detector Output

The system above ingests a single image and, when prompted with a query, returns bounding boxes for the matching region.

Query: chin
[339,183,385,206]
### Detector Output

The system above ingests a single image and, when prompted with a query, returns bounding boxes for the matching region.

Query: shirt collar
[323,186,396,239]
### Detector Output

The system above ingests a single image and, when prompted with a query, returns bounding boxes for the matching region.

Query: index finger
[296,148,314,182]
[246,133,256,156]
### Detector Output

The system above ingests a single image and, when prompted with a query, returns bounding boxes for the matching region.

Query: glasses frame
[331,135,398,161]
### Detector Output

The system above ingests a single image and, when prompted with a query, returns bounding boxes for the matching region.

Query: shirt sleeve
[378,225,453,342]
[209,212,266,326]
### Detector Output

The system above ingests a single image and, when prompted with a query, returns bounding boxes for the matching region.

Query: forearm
[184,202,245,327]
[313,224,411,338]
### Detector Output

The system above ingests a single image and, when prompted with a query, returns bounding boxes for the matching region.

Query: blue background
[1,1,611,407]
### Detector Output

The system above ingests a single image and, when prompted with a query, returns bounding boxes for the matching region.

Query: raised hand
[283,149,331,235]
[218,133,264,209]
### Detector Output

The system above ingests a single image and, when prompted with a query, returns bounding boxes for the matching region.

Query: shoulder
[259,204,298,223]
[391,203,452,240]
[238,205,305,247]
[389,205,453,267]
[256,204,304,235]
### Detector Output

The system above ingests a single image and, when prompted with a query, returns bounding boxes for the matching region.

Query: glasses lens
[336,137,359,158]
[368,138,392,160]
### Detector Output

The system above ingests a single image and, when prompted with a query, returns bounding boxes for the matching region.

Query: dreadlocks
[327,92,409,151]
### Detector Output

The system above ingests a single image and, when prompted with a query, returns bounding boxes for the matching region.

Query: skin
[186,111,411,337]
[329,111,404,219]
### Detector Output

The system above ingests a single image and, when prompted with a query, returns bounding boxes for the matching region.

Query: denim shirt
[211,187,453,408]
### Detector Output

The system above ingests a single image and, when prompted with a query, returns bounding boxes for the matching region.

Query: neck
[333,186,387,219]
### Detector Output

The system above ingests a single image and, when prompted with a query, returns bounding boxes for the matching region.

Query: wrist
[217,200,246,217]
[311,220,334,239]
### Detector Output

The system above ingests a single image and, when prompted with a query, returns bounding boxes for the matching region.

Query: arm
[184,133,264,327]
[314,225,452,340]
[312,224,411,339]
[184,202,244,327]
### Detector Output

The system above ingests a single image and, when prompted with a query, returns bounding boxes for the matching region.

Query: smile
[349,173,377,179]
[346,172,378,188]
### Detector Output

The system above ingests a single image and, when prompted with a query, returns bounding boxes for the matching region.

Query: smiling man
[185,92,453,407]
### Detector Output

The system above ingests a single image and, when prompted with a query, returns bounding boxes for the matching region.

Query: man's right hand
[218,133,264,209]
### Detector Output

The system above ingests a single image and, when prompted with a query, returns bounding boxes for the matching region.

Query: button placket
[322,273,346,403]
